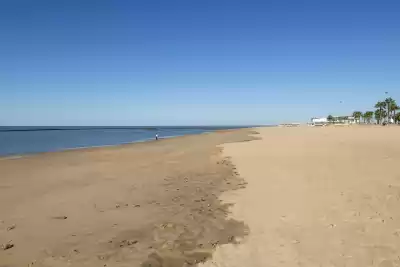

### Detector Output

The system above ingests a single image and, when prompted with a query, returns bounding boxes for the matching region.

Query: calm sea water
[0,126,243,156]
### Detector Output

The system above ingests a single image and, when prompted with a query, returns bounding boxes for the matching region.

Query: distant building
[279,123,301,127]
[332,116,356,124]
[310,116,356,126]
[311,117,328,126]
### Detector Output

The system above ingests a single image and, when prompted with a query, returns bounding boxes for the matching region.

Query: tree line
[327,97,400,125]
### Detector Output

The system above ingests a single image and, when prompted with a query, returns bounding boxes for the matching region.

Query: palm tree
[364,111,374,124]
[374,110,380,124]
[395,113,400,124]
[390,102,399,123]
[375,109,386,124]
[327,115,334,124]
[352,111,362,124]
[385,98,396,123]
[375,101,386,124]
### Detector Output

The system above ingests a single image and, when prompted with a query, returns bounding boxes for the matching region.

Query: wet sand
[0,129,254,267]
[202,126,400,267]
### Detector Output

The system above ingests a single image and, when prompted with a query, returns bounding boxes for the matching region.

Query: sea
[0,126,244,157]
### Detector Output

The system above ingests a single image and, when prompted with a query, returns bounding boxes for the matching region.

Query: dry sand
[202,126,400,267]
[0,129,254,267]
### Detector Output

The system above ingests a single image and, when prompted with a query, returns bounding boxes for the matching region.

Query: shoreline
[0,127,249,160]
[0,128,256,266]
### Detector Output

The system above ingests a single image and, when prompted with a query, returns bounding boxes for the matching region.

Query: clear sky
[1,0,400,126]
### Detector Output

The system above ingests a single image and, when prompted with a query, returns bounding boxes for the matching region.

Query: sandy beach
[2,126,400,266]
[0,129,254,267]
[203,126,400,267]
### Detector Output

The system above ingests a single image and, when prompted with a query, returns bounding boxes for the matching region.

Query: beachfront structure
[279,123,301,127]
[310,115,356,126]
[311,117,328,126]
[332,116,356,124]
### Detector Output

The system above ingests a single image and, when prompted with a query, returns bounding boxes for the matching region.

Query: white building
[310,115,357,126]
[311,117,328,126]
[332,116,356,124]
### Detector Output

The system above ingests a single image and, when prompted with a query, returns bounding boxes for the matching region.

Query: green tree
[375,101,386,124]
[374,110,380,124]
[364,111,374,124]
[352,111,362,124]
[395,112,400,124]
[390,102,399,122]
[375,109,386,124]
[327,115,334,124]
[385,98,397,123]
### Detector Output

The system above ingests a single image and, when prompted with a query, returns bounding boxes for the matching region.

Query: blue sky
[1,0,400,125]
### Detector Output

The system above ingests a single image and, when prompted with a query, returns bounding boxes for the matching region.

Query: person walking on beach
[155,134,159,141]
